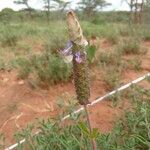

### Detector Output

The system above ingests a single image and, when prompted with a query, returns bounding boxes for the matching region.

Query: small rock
[18,80,24,85]
[2,78,9,83]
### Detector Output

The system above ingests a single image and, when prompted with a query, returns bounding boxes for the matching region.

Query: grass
[16,52,71,86]
[98,51,122,67]
[127,57,142,71]
[103,66,122,90]
[118,37,141,55]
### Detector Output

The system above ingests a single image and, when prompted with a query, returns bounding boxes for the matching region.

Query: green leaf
[87,45,96,64]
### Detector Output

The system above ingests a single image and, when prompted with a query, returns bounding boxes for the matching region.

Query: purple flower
[75,51,82,63]
[61,41,73,56]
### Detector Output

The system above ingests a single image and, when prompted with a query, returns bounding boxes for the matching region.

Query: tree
[43,0,53,23]
[14,0,33,18]
[0,8,15,23]
[122,0,145,24]
[78,0,111,17]
[52,0,71,13]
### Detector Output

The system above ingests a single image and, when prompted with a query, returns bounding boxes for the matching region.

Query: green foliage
[87,45,96,64]
[78,0,111,18]
[103,67,121,90]
[0,133,5,150]
[99,51,122,67]
[103,27,119,44]
[12,86,150,150]
[44,34,67,55]
[127,57,142,71]
[142,29,150,41]
[15,119,98,150]
[0,25,19,47]
[16,57,32,79]
[146,76,150,82]
[118,38,141,55]
[16,52,71,85]
[0,8,15,23]
[96,86,150,150]
[32,52,71,85]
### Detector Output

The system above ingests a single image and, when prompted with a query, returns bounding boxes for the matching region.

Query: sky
[0,0,130,11]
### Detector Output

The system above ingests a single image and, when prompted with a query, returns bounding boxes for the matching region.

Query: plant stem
[84,105,97,150]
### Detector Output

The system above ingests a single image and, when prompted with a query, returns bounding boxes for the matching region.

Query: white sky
[0,0,130,11]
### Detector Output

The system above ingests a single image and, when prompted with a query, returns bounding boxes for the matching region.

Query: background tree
[122,0,134,23]
[43,0,52,23]
[122,0,145,24]
[14,0,33,19]
[0,8,15,23]
[78,0,111,17]
[53,0,71,13]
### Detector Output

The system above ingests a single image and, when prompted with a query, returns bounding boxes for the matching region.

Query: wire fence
[5,72,150,150]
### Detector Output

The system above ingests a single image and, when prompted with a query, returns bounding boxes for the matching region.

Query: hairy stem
[84,105,97,150]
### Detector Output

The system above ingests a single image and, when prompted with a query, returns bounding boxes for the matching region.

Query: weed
[104,29,119,44]
[16,57,32,79]
[127,57,142,71]
[109,92,122,107]
[0,134,5,150]
[97,86,150,149]
[44,34,67,55]
[146,76,150,82]
[31,52,71,85]
[99,51,122,67]
[118,38,141,55]
[0,25,19,47]
[103,67,122,90]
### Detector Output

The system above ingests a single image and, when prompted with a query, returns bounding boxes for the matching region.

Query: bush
[16,57,32,79]
[142,29,150,41]
[127,57,142,71]
[31,52,71,85]
[44,35,67,55]
[0,25,19,47]
[104,31,119,44]
[99,51,122,67]
[103,67,122,90]
[118,38,141,55]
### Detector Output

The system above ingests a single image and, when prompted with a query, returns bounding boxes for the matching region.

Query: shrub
[0,25,19,47]
[31,52,71,85]
[103,67,122,90]
[99,51,122,67]
[0,133,5,150]
[16,52,71,86]
[103,26,119,44]
[127,57,142,71]
[142,29,150,41]
[118,38,141,55]
[16,57,32,79]
[105,31,119,44]
[44,35,67,55]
